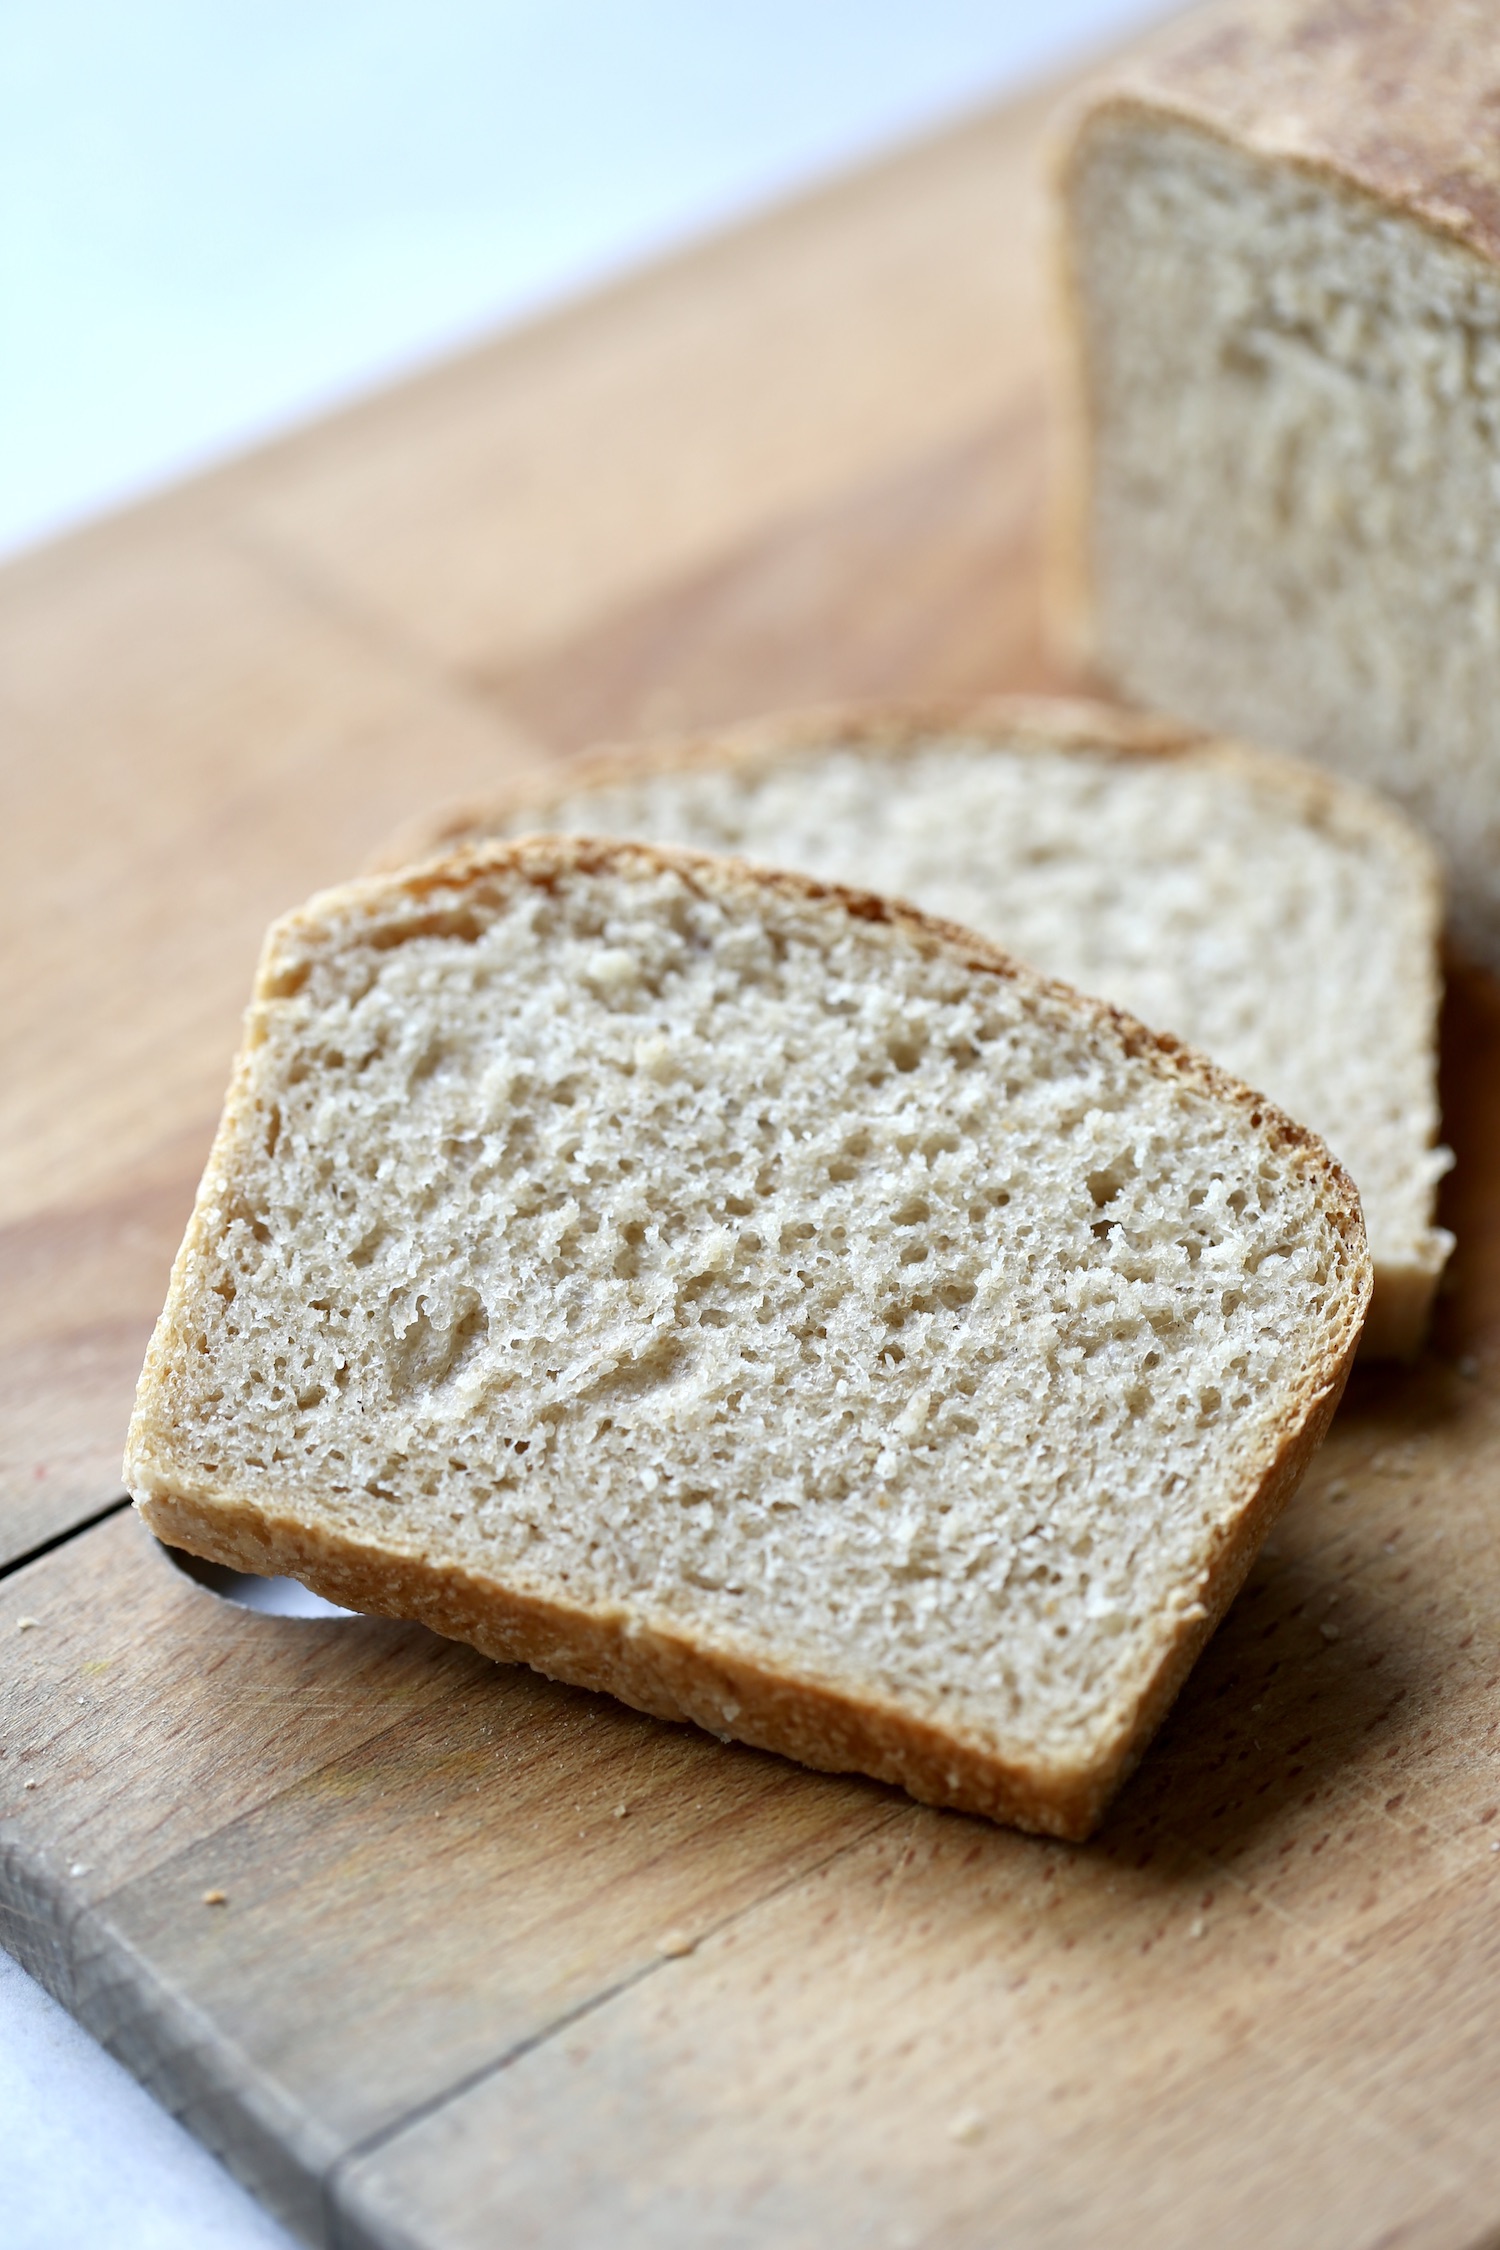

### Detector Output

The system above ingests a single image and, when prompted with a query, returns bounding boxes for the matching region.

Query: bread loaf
[386,699,1447,1356]
[1059,0,1500,971]
[126,838,1369,1837]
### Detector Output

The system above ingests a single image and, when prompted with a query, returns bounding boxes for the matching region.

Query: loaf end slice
[1057,0,1500,972]
[126,839,1370,1838]
[378,697,1446,1355]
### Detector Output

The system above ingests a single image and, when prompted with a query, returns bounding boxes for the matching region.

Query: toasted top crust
[377,693,1441,908]
[1066,0,1500,270]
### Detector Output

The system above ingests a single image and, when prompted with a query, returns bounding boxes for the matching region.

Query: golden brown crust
[138,1318,1355,1844]
[137,1488,1103,1838]
[1064,1,1500,269]
[1093,1328,1354,1815]
[127,834,1372,1839]
[370,697,1205,871]
[372,691,1440,908]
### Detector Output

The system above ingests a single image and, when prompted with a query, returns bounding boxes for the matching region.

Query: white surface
[2,4,1159,2245]
[0,0,1162,561]
[0,1949,292,2250]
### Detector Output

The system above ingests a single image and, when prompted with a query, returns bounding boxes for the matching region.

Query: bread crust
[139,1323,1350,1844]
[128,836,1370,1839]
[373,693,1439,887]
[370,696,1444,1356]
[1064,2,1500,275]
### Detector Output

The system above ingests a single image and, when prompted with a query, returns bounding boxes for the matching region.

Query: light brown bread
[126,838,1369,1838]
[382,698,1447,1356]
[1058,0,1500,972]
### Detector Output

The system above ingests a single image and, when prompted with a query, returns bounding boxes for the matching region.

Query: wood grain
[222,78,1065,682]
[489,400,1069,758]
[8,26,1500,2250]
[0,1511,896,2238]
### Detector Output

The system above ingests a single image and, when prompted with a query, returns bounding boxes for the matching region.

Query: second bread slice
[391,699,1448,1356]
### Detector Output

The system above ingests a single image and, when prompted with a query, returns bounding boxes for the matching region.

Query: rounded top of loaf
[1066,0,1500,270]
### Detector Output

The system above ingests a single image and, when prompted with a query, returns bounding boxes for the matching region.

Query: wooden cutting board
[7,44,1500,2250]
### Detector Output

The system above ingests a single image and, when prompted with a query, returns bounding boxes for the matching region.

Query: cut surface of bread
[1058,0,1500,973]
[127,839,1369,1838]
[385,700,1446,1356]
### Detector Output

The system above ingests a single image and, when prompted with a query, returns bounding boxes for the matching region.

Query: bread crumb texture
[448,714,1446,1308]
[127,844,1367,1826]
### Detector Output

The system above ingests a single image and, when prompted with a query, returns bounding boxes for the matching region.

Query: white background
[3,3,1157,2241]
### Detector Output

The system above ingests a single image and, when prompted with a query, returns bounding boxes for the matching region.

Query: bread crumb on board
[656,1928,697,1959]
[202,1888,229,1907]
[948,2110,986,2146]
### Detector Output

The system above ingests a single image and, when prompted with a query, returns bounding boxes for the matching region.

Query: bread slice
[126,838,1369,1839]
[1057,0,1500,973]
[381,699,1446,1357]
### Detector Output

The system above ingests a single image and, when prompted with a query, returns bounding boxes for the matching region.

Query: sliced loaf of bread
[384,699,1446,1357]
[126,839,1369,1837]
[1057,0,1500,972]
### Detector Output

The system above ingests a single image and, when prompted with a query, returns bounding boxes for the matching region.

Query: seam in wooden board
[0,1846,343,2245]
[1,1510,907,2250]
[0,1495,132,1585]
[322,1801,913,2241]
